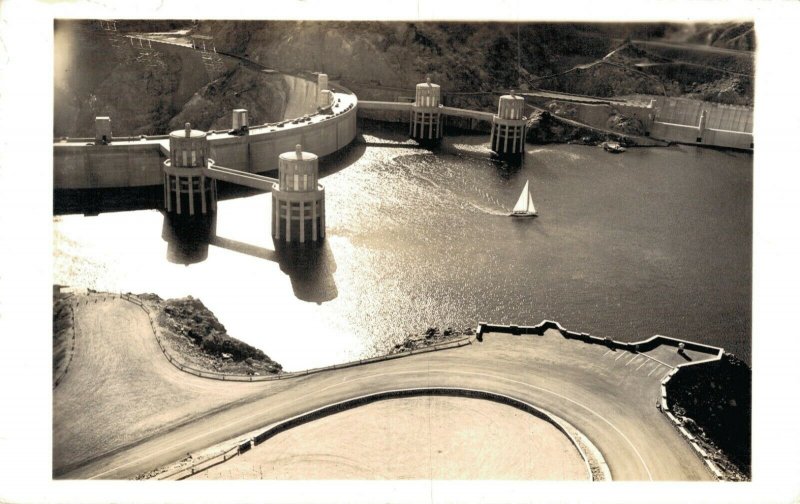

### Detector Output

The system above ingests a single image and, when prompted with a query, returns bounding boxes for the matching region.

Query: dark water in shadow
[53,124,752,369]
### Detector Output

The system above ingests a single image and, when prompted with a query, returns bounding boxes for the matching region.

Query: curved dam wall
[53,74,357,190]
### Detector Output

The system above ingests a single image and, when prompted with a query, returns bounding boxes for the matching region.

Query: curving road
[54,294,715,480]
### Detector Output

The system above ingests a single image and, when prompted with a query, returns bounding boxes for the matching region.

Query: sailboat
[510,180,537,218]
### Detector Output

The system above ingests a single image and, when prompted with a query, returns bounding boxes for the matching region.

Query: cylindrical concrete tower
[95,116,112,145]
[163,122,216,216]
[232,109,249,134]
[410,76,443,143]
[272,144,325,244]
[318,89,333,110]
[697,109,707,141]
[317,73,329,108]
[490,91,527,158]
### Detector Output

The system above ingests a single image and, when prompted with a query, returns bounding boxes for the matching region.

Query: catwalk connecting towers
[407,78,527,159]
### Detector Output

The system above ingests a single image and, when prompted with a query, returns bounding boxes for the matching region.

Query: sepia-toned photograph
[51,17,753,483]
[4,1,800,503]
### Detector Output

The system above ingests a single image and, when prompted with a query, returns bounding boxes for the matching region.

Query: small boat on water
[602,141,627,153]
[510,180,537,218]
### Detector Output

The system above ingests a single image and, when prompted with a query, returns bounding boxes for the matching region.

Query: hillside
[55,20,755,137]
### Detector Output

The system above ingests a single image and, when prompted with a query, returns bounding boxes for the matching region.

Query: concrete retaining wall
[701,128,753,150]
[649,121,699,144]
[476,320,722,357]
[651,96,753,133]
[526,92,752,150]
[649,122,753,150]
[53,142,168,189]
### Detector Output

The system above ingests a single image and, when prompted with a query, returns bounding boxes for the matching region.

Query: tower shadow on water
[273,240,338,304]
[161,210,215,265]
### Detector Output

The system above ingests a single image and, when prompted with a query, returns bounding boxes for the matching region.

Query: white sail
[513,180,530,213]
[527,192,536,215]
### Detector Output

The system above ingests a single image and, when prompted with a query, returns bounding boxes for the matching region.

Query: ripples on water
[53,123,752,369]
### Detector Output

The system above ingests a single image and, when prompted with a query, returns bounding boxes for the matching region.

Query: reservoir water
[53,123,752,370]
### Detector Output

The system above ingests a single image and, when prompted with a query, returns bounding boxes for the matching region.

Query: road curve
[54,294,714,480]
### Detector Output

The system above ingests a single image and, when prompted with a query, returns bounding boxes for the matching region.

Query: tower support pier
[163,122,216,217]
[271,144,326,244]
[410,77,443,143]
[490,91,527,160]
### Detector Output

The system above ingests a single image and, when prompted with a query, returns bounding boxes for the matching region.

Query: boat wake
[464,200,510,216]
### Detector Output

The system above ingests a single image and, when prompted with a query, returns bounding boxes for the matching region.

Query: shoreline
[138,293,283,377]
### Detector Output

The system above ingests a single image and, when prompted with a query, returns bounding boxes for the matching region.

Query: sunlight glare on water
[53,125,752,369]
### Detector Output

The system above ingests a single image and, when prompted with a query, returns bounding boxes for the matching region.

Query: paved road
[54,294,715,480]
[630,39,754,59]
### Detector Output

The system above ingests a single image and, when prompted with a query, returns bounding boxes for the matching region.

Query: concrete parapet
[478,320,724,359]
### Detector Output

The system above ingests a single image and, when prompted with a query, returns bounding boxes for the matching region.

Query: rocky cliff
[55,20,755,137]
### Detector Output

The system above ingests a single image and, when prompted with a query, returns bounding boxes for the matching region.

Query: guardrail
[116,293,472,383]
[158,387,610,481]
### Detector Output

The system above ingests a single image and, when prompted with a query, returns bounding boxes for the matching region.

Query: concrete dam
[54,70,358,190]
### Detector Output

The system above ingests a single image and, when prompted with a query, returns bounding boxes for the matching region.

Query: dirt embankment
[137,294,282,376]
[666,353,751,480]
[52,289,76,388]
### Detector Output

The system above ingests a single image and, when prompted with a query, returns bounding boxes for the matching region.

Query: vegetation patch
[138,294,282,376]
[666,353,751,480]
[388,326,474,354]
